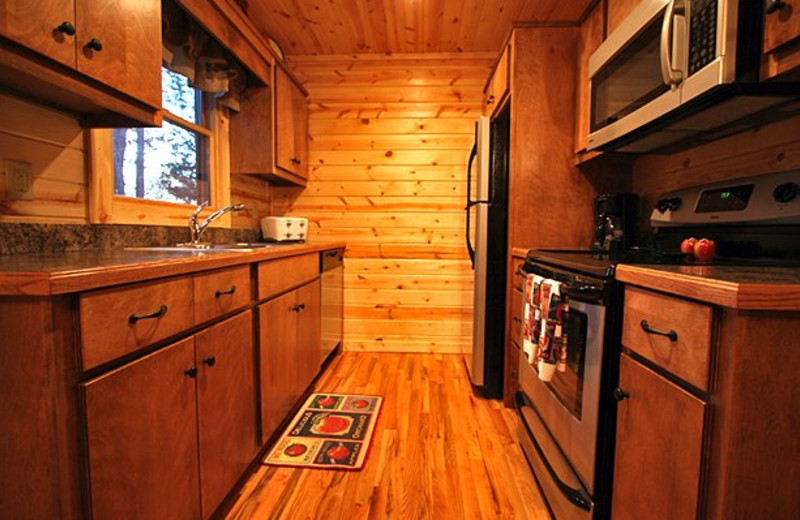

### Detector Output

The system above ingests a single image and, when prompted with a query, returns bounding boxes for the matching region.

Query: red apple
[680,237,698,256]
[326,444,351,461]
[284,443,307,457]
[693,238,717,264]
[317,415,350,434]
[351,399,369,409]
[317,396,336,407]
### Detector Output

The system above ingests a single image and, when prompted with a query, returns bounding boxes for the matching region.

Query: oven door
[518,297,606,495]
[587,0,686,150]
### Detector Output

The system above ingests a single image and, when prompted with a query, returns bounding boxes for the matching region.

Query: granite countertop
[615,264,800,311]
[0,242,346,296]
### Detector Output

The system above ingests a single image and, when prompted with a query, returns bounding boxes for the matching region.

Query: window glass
[112,67,210,205]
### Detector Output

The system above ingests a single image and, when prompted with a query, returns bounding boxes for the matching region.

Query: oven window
[591,20,670,132]
[535,308,588,419]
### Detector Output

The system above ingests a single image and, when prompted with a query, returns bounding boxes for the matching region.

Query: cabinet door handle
[215,285,236,298]
[129,305,168,324]
[766,0,787,14]
[202,355,216,367]
[291,303,305,312]
[640,320,678,342]
[85,38,103,51]
[613,387,630,401]
[56,21,76,36]
[185,366,198,379]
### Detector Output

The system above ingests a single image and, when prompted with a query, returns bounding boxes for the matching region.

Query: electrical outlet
[5,159,34,201]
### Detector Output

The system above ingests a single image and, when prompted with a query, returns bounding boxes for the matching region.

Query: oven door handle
[563,283,604,303]
[515,392,593,511]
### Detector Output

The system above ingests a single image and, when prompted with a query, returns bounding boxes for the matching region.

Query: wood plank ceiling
[243,0,595,55]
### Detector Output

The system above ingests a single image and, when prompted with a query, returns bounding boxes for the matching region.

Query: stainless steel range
[516,170,800,520]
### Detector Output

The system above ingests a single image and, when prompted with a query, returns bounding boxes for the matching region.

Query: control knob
[773,182,798,204]
[656,197,682,213]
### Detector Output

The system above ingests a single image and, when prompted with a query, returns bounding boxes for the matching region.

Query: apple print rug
[264,393,383,470]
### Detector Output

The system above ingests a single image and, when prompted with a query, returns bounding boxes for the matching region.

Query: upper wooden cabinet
[483,43,510,115]
[275,65,309,181]
[230,65,309,186]
[0,0,76,67]
[0,0,162,126]
[762,0,800,80]
[74,0,162,108]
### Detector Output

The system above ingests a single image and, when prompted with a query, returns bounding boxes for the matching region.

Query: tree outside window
[112,67,210,205]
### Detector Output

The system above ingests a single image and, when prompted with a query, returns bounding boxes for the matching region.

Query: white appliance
[587,0,800,153]
[261,217,308,242]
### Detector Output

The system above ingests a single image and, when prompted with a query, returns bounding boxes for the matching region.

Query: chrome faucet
[185,201,246,247]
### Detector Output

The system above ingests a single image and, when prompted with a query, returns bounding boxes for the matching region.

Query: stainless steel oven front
[516,264,618,520]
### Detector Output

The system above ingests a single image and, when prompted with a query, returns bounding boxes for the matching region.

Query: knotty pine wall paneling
[0,93,88,223]
[273,53,494,354]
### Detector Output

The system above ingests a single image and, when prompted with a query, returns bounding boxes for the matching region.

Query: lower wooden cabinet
[83,311,256,520]
[259,278,321,443]
[196,311,257,519]
[83,336,201,520]
[611,354,706,520]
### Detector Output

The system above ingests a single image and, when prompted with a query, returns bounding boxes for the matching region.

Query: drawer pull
[292,303,306,312]
[202,355,216,367]
[184,366,198,379]
[613,387,630,401]
[56,21,76,35]
[215,285,237,298]
[128,305,168,324]
[640,320,678,342]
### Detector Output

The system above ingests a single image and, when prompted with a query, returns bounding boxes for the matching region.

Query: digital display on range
[695,184,754,213]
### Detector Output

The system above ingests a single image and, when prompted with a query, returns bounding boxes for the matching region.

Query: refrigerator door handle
[466,143,477,266]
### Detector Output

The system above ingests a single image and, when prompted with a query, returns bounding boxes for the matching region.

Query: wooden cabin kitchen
[1,0,799,519]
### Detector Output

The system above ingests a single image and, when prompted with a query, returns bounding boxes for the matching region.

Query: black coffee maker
[593,193,638,251]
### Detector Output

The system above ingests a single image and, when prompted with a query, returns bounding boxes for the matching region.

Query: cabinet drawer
[194,266,251,324]
[80,276,194,370]
[623,287,713,391]
[257,253,318,300]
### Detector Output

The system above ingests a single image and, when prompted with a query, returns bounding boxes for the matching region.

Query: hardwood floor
[225,352,552,519]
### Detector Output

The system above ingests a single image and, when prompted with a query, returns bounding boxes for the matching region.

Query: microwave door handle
[660,0,684,85]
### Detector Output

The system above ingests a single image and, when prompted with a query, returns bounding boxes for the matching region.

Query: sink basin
[125,242,287,253]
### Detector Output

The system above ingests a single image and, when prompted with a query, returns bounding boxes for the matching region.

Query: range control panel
[651,170,800,227]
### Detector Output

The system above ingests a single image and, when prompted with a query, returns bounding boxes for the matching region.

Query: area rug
[264,393,383,470]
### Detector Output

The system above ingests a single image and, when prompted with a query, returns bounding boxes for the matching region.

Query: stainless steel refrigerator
[465,105,510,398]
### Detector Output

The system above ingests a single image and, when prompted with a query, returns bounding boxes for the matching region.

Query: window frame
[89,90,232,228]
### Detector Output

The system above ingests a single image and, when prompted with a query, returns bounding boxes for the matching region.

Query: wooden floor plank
[224,352,551,520]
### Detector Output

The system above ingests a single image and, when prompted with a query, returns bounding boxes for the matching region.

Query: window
[112,68,211,205]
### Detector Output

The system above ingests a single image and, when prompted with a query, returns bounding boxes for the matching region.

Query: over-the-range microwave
[587,0,800,153]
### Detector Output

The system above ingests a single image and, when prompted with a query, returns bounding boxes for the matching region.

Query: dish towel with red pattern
[522,274,544,363]
[537,279,569,381]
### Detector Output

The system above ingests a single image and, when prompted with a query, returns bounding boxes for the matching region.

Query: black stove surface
[527,247,800,280]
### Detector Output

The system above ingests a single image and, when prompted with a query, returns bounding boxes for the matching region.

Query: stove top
[527,247,800,279]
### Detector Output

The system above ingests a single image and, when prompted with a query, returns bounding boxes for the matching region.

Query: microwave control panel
[688,0,718,76]
[651,171,800,226]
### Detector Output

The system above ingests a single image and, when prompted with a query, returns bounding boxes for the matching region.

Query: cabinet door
[258,290,298,443]
[0,0,76,67]
[230,85,274,174]
[764,0,800,55]
[291,75,308,178]
[296,279,321,391]
[75,0,161,108]
[612,354,706,520]
[196,311,257,520]
[274,66,307,177]
[83,337,200,520]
